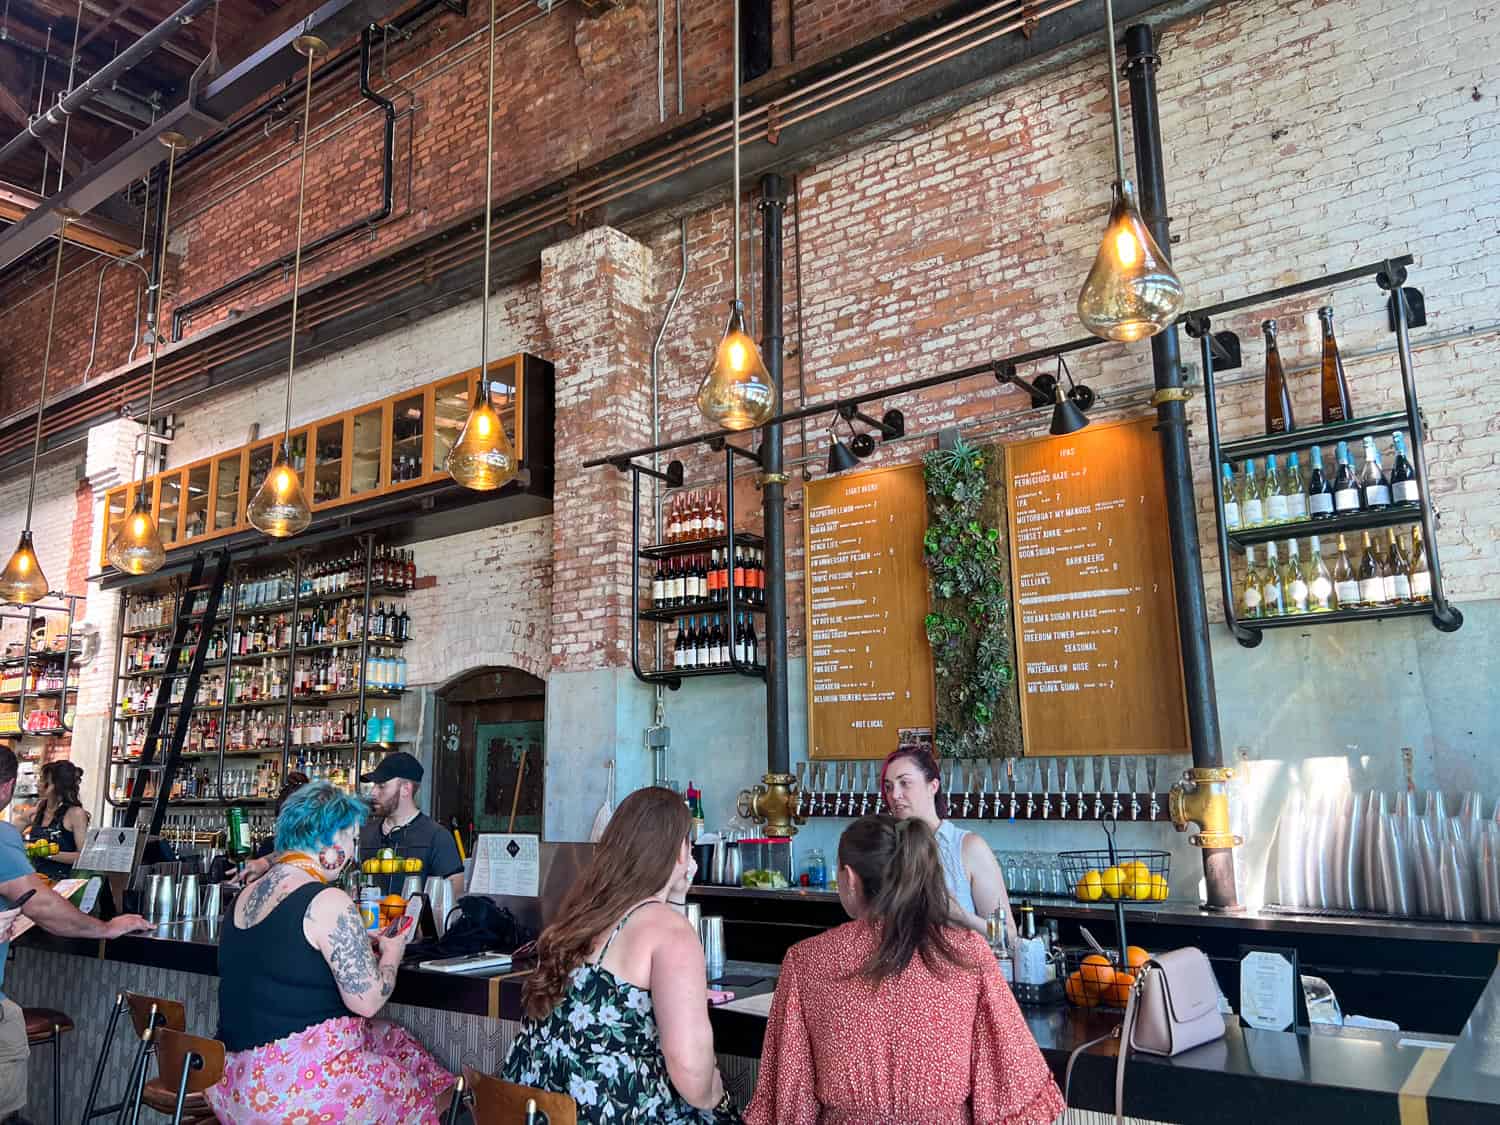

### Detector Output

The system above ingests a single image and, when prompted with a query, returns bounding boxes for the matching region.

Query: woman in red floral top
[746,816,1065,1125]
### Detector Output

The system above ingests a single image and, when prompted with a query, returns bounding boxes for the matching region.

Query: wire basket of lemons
[1059,850,1169,904]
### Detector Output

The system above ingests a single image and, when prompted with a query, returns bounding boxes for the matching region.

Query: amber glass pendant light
[108,133,188,574]
[1076,0,1184,342]
[696,0,776,431]
[0,209,75,604]
[247,36,324,537]
[449,0,518,491]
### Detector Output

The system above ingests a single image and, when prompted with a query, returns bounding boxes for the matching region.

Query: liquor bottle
[1307,536,1336,612]
[1358,437,1391,509]
[744,614,759,666]
[672,622,686,669]
[1220,464,1241,530]
[1241,460,1265,527]
[1357,531,1388,608]
[753,549,766,605]
[1263,320,1294,434]
[1332,441,1360,513]
[1318,306,1352,424]
[1261,541,1284,616]
[693,555,708,603]
[1410,527,1431,603]
[1390,432,1420,506]
[1385,527,1413,605]
[1333,533,1360,608]
[1240,546,1264,620]
[1281,538,1308,614]
[1264,455,1288,524]
[711,616,727,668]
[732,547,748,598]
[1284,451,1308,521]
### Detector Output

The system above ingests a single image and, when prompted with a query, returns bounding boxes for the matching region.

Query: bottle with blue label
[365,708,380,745]
[380,707,396,743]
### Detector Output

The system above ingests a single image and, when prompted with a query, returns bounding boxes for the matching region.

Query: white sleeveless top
[933,819,975,914]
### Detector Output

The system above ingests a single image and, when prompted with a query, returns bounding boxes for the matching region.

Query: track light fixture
[996,360,1094,436]
[823,404,904,474]
[826,424,860,475]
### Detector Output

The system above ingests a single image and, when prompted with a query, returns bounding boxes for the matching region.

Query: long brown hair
[523,787,692,1020]
[839,814,965,983]
[880,746,948,818]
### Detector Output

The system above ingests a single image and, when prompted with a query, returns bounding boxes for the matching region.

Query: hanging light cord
[22,221,69,530]
[479,0,497,387]
[137,142,180,479]
[279,45,319,446]
[1104,0,1127,185]
[731,0,741,306]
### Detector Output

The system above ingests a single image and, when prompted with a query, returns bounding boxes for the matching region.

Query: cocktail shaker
[177,874,200,920]
[701,915,725,979]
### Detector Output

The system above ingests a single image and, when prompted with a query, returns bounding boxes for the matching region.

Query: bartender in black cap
[359,752,464,896]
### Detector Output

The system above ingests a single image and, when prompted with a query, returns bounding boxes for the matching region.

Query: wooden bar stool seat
[21,1006,73,1125]
[138,1027,224,1125]
[451,1066,578,1125]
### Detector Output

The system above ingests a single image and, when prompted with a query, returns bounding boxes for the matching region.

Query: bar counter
[12,919,1500,1123]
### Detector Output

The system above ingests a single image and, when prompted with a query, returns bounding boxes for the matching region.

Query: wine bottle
[1263,319,1294,434]
[1260,540,1285,616]
[1307,536,1336,612]
[1284,451,1308,521]
[1318,306,1352,423]
[1385,527,1413,605]
[1333,533,1360,608]
[1358,436,1391,509]
[1221,464,1241,530]
[1306,444,1334,519]
[1264,454,1288,524]
[1240,546,1263,619]
[1410,527,1431,603]
[1242,460,1265,527]
[1357,531,1387,607]
[673,621,686,669]
[745,614,759,666]
[1390,432,1420,506]
[1332,441,1361,513]
[1282,538,1308,614]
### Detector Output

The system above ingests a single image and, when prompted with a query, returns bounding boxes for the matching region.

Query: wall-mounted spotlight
[825,404,905,474]
[996,359,1094,436]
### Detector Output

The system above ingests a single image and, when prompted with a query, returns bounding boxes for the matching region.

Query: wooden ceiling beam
[0,181,138,256]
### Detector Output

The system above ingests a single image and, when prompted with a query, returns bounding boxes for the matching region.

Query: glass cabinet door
[247,442,275,504]
[214,452,243,531]
[350,407,385,496]
[156,471,182,545]
[432,376,470,476]
[103,487,128,565]
[390,394,425,486]
[288,429,310,495]
[486,358,521,462]
[182,463,211,540]
[312,420,346,506]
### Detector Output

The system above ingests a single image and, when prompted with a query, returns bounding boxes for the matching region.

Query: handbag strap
[1114,967,1146,1125]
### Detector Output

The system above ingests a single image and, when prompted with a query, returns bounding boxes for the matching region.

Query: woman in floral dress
[502,787,740,1122]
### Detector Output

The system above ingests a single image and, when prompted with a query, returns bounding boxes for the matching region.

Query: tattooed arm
[305,887,408,1017]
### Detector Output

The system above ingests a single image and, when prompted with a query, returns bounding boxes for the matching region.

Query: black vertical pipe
[759,173,790,775]
[1124,23,1237,910]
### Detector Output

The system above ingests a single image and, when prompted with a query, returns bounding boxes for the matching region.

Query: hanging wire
[1103,0,1127,185]
[278,40,321,445]
[21,215,71,530]
[479,0,497,384]
[731,0,741,305]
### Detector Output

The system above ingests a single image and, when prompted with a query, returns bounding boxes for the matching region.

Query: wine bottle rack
[1188,255,1462,648]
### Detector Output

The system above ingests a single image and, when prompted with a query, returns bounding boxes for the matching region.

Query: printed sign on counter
[469,833,541,897]
[804,464,935,761]
[1004,417,1188,757]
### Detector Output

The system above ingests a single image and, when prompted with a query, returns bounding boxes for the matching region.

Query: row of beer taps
[794,756,1165,821]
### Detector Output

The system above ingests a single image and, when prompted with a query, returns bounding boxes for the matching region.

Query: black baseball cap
[359,751,423,785]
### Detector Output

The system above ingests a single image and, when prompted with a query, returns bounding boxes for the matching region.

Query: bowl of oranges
[1064,945,1152,1009]
[1059,851,1169,904]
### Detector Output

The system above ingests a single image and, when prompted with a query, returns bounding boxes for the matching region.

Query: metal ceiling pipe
[0,0,217,170]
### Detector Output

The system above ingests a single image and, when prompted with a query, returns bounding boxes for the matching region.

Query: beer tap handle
[861,762,874,816]
[1058,759,1070,820]
[1110,757,1123,820]
[1007,759,1018,821]
[1092,756,1107,820]
[1126,759,1140,820]
[1040,759,1051,820]
[1070,758,1085,820]
[1147,758,1160,820]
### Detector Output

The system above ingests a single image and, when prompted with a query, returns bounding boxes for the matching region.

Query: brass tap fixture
[737,771,806,837]
[1168,766,1242,850]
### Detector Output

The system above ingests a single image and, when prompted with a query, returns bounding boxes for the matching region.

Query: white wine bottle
[1282,538,1308,614]
[1358,436,1391,509]
[1410,527,1431,603]
[1242,460,1266,527]
[1221,464,1241,530]
[1307,536,1336,612]
[1265,454,1289,524]
[1357,531,1388,607]
[1390,432,1420,506]
[1284,451,1308,521]
[1385,527,1412,604]
[1261,540,1285,616]
[1332,441,1361,513]
[1241,545,1264,619]
[1307,444,1335,519]
[1333,533,1360,608]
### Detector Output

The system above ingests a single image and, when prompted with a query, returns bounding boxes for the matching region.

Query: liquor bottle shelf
[0,650,81,668]
[0,688,75,702]
[1226,504,1423,550]
[639,664,767,688]
[1219,410,1410,463]
[638,598,766,623]
[231,583,414,618]
[638,531,764,561]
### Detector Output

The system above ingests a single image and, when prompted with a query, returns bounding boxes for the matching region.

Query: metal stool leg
[47,1026,60,1125]
[443,1074,466,1125]
[81,993,126,1122]
[169,1050,201,1125]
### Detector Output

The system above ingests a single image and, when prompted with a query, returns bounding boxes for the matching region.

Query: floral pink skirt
[204,1016,455,1124]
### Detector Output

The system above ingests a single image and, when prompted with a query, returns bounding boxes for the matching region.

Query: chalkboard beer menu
[805,464,935,761]
[1004,416,1188,757]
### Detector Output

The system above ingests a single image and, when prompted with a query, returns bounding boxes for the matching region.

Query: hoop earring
[318,844,348,871]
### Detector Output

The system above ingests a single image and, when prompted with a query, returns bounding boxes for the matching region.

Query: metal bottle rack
[1187,254,1463,647]
[617,443,767,690]
[0,591,81,741]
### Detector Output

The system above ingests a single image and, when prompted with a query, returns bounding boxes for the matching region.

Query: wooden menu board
[1004,416,1188,757]
[805,463,935,761]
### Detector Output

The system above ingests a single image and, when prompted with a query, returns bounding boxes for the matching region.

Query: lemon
[1099,866,1126,899]
[1151,873,1169,901]
[1126,871,1154,900]
[402,857,423,874]
[1121,860,1150,883]
[1075,870,1104,902]
[379,857,399,875]
[361,858,380,875]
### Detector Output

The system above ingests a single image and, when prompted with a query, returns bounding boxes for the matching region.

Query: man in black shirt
[358,753,463,896]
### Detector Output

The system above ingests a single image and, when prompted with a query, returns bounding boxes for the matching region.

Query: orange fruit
[1125,946,1151,971]
[1080,954,1114,998]
[1065,971,1098,1008]
[1105,970,1136,1007]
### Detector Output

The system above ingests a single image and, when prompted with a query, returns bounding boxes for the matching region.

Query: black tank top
[28,802,81,880]
[217,881,352,1051]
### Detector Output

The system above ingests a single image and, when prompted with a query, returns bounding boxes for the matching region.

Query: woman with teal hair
[206,781,455,1122]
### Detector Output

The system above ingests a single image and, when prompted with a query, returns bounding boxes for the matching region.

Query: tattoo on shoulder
[327,902,379,997]
[241,865,290,921]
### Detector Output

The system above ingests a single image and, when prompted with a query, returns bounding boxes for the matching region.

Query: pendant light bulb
[448,378,518,491]
[247,443,312,537]
[1077,181,1183,342]
[106,489,166,575]
[0,531,48,605]
[697,301,775,431]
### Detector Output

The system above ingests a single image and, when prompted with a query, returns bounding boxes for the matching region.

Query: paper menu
[468,833,540,897]
[77,827,142,874]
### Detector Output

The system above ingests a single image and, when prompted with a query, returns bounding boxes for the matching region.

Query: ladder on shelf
[121,548,232,835]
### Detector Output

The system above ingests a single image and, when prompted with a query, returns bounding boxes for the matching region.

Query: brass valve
[737,771,806,837]
[1168,766,1242,850]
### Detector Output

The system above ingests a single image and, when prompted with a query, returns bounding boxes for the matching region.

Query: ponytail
[838,814,965,983]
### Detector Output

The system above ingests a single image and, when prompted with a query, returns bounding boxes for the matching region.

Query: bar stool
[447,1066,578,1125]
[21,1006,73,1125]
[79,991,187,1123]
[132,1027,224,1125]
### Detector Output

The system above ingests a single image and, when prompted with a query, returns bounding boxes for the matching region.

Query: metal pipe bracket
[1168,766,1242,850]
